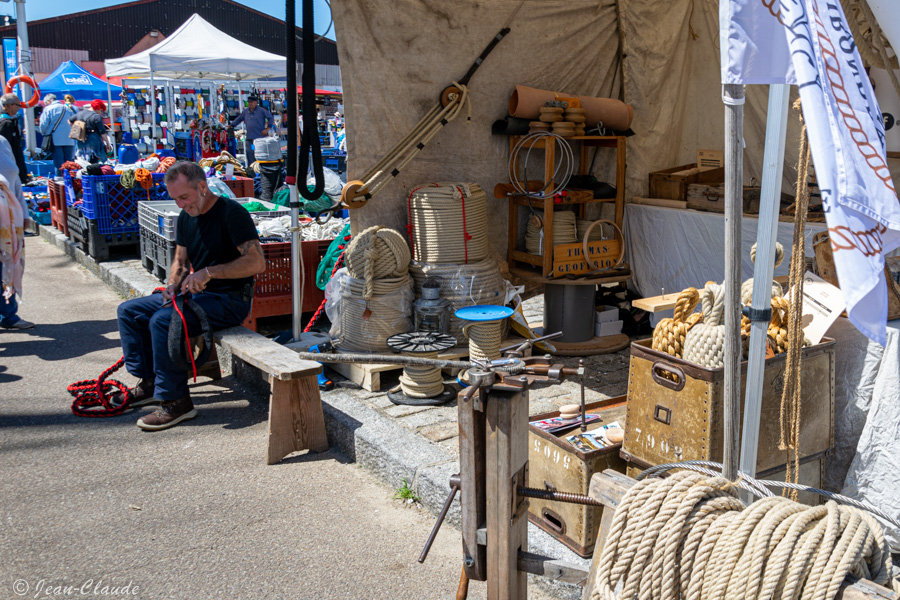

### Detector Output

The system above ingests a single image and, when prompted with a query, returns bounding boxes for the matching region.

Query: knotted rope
[742,241,785,305]
[407,183,488,264]
[199,151,247,177]
[682,282,726,368]
[591,470,899,600]
[135,168,154,201]
[344,226,411,300]
[155,156,176,173]
[651,287,702,358]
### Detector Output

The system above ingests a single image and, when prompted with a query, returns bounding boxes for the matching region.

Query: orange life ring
[4,75,40,108]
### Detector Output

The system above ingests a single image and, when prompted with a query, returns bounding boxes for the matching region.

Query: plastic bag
[325,268,414,352]
[307,166,343,198]
[206,177,235,198]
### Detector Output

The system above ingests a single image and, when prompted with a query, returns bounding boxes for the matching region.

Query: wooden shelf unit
[506,135,627,278]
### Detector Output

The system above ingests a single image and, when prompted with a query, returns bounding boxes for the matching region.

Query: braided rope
[682,283,726,368]
[591,470,899,600]
[398,349,445,398]
[68,357,132,417]
[742,241,785,304]
[651,287,702,358]
[407,183,489,264]
[335,274,413,352]
[344,226,410,300]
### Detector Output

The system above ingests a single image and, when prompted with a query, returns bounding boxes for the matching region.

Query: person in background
[38,94,77,170]
[0,93,28,185]
[70,99,112,162]
[0,132,33,330]
[229,95,273,167]
[63,94,76,111]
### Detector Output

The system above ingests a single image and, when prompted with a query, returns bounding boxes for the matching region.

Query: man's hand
[260,127,269,137]
[161,283,178,302]
[180,267,212,295]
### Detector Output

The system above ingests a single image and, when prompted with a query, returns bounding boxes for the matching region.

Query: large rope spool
[682,282,726,368]
[407,183,489,264]
[335,274,413,353]
[344,226,411,299]
[386,332,457,406]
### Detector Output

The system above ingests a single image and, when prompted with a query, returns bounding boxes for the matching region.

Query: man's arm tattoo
[238,239,263,258]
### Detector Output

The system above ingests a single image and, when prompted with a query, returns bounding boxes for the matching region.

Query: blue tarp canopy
[37,61,122,101]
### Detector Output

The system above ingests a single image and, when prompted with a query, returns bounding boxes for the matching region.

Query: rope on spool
[344,226,411,300]
[524,210,577,255]
[682,282,726,368]
[463,320,504,364]
[397,349,445,398]
[651,287,702,358]
[409,258,507,342]
[407,182,489,264]
[591,470,899,600]
[334,273,413,353]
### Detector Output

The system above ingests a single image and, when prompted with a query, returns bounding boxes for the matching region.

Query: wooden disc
[552,121,575,128]
[529,121,550,129]
[565,107,586,114]
[565,114,587,123]
[440,86,461,108]
[340,180,369,209]
[540,106,564,114]
[539,113,564,123]
[550,333,630,356]
[606,427,624,444]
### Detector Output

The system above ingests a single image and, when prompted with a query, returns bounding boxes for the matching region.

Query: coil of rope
[740,295,801,358]
[577,218,606,242]
[524,210,577,255]
[742,241,785,305]
[407,182,489,264]
[463,320,503,364]
[409,258,507,341]
[344,225,411,299]
[651,287,703,358]
[155,156,177,174]
[591,469,899,600]
[682,282,727,368]
[397,349,446,398]
[336,274,413,353]
[69,290,203,417]
[508,131,575,198]
[199,151,247,177]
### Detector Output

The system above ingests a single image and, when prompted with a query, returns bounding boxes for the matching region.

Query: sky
[6,0,337,40]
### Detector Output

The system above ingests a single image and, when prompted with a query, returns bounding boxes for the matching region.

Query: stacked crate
[48,178,68,235]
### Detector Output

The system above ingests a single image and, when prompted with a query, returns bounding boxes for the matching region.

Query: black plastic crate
[67,204,140,262]
[139,225,176,283]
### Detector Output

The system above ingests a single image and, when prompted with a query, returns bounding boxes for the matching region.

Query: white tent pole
[150,71,157,151]
[722,83,744,481]
[739,83,792,500]
[107,77,117,161]
[237,79,247,165]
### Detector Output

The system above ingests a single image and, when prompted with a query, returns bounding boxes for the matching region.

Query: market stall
[38,61,122,102]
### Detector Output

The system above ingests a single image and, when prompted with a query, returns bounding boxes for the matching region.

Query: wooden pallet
[327,337,528,392]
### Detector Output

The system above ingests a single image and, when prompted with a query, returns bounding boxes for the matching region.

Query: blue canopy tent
[37,61,122,101]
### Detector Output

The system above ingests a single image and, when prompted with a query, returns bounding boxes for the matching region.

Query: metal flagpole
[738,83,791,499]
[106,77,116,160]
[149,71,157,151]
[722,83,744,481]
[13,0,35,157]
[286,0,301,341]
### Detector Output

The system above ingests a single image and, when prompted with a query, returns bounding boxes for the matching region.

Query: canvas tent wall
[332,0,900,256]
[104,13,284,80]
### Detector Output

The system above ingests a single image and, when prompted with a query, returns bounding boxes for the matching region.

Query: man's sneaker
[1,319,34,330]
[137,396,196,431]
[110,379,158,408]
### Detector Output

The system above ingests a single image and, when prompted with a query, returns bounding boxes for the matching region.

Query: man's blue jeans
[0,261,21,327]
[117,291,251,401]
[50,145,75,170]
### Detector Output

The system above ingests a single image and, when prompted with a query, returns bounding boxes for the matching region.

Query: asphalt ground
[0,237,558,600]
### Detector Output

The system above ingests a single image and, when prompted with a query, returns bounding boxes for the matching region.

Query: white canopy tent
[104,13,285,81]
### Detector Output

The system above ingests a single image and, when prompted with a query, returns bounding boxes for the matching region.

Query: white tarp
[105,13,285,80]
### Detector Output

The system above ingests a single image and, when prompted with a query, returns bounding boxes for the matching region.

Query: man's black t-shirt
[175,196,259,295]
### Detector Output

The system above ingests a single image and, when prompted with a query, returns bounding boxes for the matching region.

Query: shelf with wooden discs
[502,132,630,283]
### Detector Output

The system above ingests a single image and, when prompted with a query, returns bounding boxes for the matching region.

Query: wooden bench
[204,326,328,465]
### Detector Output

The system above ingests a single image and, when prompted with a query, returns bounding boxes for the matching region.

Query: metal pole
[286,0,301,342]
[237,80,247,164]
[739,83,791,497]
[106,77,116,160]
[149,71,157,152]
[13,0,34,157]
[722,83,744,482]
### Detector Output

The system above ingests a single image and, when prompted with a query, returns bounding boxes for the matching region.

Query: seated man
[115,161,265,431]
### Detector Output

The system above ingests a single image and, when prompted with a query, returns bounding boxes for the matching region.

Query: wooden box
[527,396,629,557]
[648,163,724,201]
[621,338,834,476]
[686,183,795,214]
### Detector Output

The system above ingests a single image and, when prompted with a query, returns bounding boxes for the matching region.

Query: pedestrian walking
[230,95,273,167]
[69,99,112,162]
[0,133,33,330]
[38,94,76,170]
[0,93,28,184]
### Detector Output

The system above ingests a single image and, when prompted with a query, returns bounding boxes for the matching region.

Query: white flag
[723,0,900,344]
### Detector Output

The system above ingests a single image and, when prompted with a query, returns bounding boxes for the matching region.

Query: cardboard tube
[508,85,634,131]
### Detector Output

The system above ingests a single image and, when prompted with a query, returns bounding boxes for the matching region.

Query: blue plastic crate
[26,160,55,178]
[29,208,52,226]
[80,173,169,235]
[62,170,78,207]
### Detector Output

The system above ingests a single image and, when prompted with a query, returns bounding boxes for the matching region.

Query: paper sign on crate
[552,240,620,277]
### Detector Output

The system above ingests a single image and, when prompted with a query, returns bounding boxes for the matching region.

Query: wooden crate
[621,338,834,475]
[527,397,628,557]
[648,163,724,201]
[686,182,795,215]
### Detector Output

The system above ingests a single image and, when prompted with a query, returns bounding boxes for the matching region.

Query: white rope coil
[591,470,899,600]
[464,320,504,364]
[524,210,577,255]
[509,131,575,198]
[409,258,507,341]
[407,182,489,264]
[336,274,413,353]
[344,226,411,300]
[682,282,726,368]
[398,349,445,398]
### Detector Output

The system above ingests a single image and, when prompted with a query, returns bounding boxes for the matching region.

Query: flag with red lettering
[722,0,900,344]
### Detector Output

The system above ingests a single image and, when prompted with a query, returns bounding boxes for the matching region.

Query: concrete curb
[36,224,588,598]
